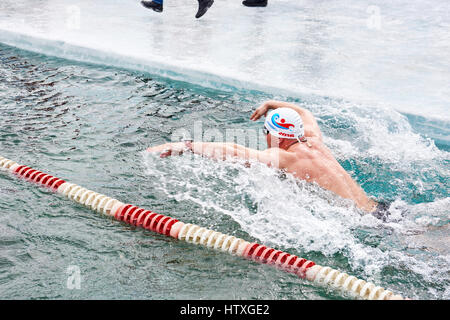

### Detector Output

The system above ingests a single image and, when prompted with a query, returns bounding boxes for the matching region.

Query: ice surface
[0,0,449,120]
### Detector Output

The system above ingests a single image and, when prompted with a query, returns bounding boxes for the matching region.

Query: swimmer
[147,100,386,218]
[141,0,214,19]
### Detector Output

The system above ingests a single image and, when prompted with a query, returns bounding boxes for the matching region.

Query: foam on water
[142,96,449,298]
[143,152,449,298]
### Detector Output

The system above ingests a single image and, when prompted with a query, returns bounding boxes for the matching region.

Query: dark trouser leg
[242,0,268,7]
[196,0,214,19]
[141,0,163,13]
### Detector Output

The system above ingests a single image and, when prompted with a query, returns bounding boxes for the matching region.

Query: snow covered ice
[0,0,449,121]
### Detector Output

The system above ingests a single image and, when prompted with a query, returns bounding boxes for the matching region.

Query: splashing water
[0,0,448,298]
[143,97,449,298]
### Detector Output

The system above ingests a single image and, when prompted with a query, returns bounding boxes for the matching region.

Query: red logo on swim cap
[276,118,294,129]
[272,114,295,130]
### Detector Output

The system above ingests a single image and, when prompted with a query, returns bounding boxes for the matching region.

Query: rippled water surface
[0,43,449,300]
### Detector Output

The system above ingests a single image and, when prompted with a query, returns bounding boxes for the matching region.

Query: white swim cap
[264,108,304,140]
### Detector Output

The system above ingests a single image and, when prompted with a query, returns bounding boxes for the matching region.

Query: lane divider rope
[0,156,404,300]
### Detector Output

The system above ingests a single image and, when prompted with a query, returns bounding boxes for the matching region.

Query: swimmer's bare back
[280,135,377,212]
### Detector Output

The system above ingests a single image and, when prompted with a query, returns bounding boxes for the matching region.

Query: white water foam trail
[142,102,449,298]
[142,152,448,297]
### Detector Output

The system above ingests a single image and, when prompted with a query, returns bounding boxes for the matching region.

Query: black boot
[196,0,214,19]
[242,0,268,7]
[141,1,163,13]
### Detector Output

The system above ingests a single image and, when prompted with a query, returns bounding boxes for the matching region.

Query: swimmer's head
[264,108,304,143]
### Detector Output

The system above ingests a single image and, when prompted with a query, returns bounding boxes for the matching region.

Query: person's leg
[141,0,163,13]
[195,0,214,19]
[242,0,268,7]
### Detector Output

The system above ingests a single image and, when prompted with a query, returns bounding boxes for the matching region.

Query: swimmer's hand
[146,142,188,158]
[250,100,280,121]
[250,101,271,121]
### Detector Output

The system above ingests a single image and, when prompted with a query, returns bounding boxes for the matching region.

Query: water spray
[0,155,404,300]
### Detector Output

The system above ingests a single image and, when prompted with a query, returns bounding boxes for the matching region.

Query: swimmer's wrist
[266,100,283,109]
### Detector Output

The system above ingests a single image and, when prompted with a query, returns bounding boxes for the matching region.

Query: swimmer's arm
[190,142,256,161]
[190,142,291,168]
[146,142,291,168]
[147,142,250,159]
[251,100,322,139]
